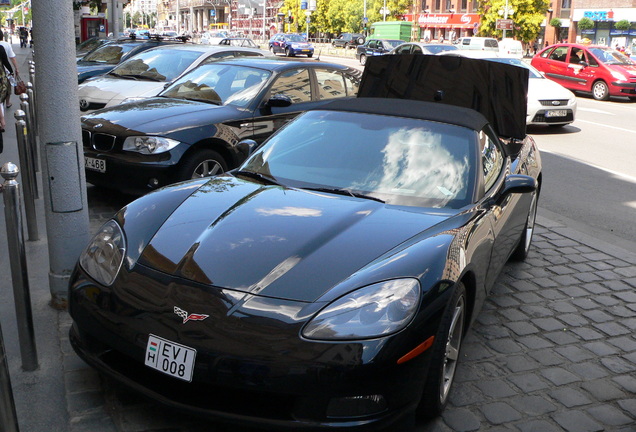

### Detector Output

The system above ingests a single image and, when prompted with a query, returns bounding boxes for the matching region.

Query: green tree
[478,0,550,44]
[577,17,594,31]
[614,19,631,31]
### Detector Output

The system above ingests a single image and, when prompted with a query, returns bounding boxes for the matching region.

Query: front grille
[92,133,117,151]
[539,99,569,107]
[81,129,91,148]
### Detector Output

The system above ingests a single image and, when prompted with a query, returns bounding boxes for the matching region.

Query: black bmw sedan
[70,55,541,430]
[81,57,361,195]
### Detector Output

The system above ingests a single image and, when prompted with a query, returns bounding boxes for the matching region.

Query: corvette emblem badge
[174,306,209,324]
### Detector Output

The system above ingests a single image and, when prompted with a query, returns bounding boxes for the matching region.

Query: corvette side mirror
[502,175,537,195]
[266,94,293,108]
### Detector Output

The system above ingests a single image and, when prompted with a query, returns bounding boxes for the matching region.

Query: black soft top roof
[319,97,489,133]
[357,54,528,140]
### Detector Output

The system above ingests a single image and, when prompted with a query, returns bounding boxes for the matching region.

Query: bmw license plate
[145,334,197,382]
[84,156,106,173]
[545,110,567,118]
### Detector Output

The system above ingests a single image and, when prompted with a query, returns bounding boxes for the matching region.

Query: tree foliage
[614,19,631,31]
[577,17,594,31]
[280,0,412,36]
[478,0,550,43]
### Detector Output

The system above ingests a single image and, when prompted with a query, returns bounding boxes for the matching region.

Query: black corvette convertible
[69,55,541,430]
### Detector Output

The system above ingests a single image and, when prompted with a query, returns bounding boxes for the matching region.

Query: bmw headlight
[302,279,421,340]
[123,136,181,154]
[79,220,126,286]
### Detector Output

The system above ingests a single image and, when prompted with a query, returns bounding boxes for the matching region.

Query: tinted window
[316,70,348,100]
[269,69,311,103]
[479,131,503,192]
[112,48,203,81]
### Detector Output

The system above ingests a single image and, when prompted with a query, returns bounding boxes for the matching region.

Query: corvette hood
[78,76,165,106]
[82,98,242,135]
[138,177,457,302]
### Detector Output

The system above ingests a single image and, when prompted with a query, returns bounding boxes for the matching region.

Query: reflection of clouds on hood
[378,128,468,205]
[256,207,322,217]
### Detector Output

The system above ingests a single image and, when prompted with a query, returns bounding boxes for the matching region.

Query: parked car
[76,37,110,60]
[217,37,260,48]
[199,31,228,45]
[80,57,361,195]
[77,37,186,84]
[440,51,577,127]
[499,38,524,59]
[331,32,365,49]
[356,38,403,65]
[78,44,270,112]
[268,33,314,57]
[69,54,540,430]
[530,43,636,101]
[390,42,459,55]
[455,36,499,52]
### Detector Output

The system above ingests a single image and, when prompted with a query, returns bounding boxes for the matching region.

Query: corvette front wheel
[418,282,466,418]
[511,190,538,261]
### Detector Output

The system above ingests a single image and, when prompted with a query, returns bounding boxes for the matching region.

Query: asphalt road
[528,95,636,254]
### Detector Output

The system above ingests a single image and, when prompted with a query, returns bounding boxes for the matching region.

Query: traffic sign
[496,19,513,30]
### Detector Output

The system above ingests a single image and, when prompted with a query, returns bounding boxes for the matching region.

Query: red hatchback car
[531,43,636,101]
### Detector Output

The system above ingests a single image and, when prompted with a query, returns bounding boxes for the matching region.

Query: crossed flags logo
[174,306,209,324]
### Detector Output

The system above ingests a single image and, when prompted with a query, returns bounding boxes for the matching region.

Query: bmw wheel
[511,189,539,261]
[360,54,367,65]
[592,80,610,101]
[178,149,227,181]
[418,282,466,418]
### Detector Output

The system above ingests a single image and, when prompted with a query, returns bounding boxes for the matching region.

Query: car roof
[141,44,266,54]
[358,54,528,139]
[319,97,489,132]
[205,56,351,72]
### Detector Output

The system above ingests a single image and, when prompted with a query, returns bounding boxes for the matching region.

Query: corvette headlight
[610,70,627,81]
[123,136,180,154]
[302,279,421,340]
[79,220,126,286]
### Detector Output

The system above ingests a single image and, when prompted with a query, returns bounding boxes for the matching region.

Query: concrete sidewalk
[1,41,636,432]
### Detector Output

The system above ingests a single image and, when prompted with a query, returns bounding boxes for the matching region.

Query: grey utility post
[32,1,90,308]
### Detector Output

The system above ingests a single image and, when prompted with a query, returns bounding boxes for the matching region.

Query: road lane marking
[577,107,614,115]
[575,119,636,134]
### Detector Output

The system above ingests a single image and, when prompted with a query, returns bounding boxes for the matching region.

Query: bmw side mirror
[267,94,293,108]
[502,175,537,195]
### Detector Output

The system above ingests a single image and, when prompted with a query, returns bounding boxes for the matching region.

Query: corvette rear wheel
[178,149,227,181]
[511,190,538,261]
[592,80,610,101]
[418,282,466,418]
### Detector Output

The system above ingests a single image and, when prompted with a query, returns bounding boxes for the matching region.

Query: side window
[343,73,359,96]
[368,41,377,49]
[479,131,504,192]
[412,45,423,54]
[200,51,235,65]
[570,47,583,63]
[269,68,311,103]
[316,69,347,100]
[549,46,568,62]
[485,39,498,48]
[461,38,471,46]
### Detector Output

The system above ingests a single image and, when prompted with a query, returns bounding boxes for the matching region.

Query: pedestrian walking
[0,31,18,109]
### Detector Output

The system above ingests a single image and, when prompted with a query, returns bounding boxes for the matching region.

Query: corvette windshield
[242,110,476,208]
[160,64,271,107]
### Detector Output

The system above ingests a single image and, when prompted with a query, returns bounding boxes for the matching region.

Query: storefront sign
[417,13,479,28]
[582,10,614,21]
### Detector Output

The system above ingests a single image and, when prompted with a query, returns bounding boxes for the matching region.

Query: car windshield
[241,110,476,208]
[160,63,271,107]
[109,48,203,81]
[482,57,543,78]
[425,44,459,54]
[82,44,137,64]
[588,47,633,65]
[286,34,306,42]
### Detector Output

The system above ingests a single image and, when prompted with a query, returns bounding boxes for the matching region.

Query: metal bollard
[13,111,38,201]
[28,65,35,106]
[13,112,38,241]
[18,94,38,176]
[26,83,38,140]
[0,163,39,372]
[0,317,20,432]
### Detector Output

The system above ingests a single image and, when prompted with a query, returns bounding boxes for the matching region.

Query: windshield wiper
[118,74,164,82]
[184,97,221,105]
[233,170,281,186]
[302,187,385,203]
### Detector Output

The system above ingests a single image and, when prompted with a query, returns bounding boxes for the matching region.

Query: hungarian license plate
[546,110,567,118]
[85,156,106,173]
[145,334,197,382]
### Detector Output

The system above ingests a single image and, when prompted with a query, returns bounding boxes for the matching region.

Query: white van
[499,38,524,58]
[456,37,499,52]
